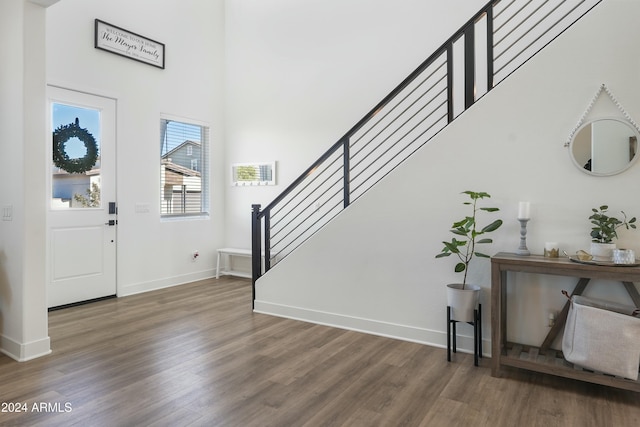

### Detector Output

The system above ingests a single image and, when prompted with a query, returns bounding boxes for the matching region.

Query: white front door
[47,87,117,308]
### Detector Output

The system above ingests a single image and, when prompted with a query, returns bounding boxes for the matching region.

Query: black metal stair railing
[251,0,602,302]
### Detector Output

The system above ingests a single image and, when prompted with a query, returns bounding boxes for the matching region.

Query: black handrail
[251,0,602,306]
[258,1,497,218]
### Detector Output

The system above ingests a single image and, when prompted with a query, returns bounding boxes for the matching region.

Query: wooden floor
[0,277,639,426]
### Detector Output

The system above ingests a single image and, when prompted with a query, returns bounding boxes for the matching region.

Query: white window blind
[160,118,209,217]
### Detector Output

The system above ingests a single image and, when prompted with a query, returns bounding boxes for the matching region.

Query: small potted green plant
[436,191,503,321]
[589,205,636,261]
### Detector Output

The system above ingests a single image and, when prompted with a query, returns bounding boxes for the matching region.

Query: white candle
[545,242,558,251]
[517,202,530,220]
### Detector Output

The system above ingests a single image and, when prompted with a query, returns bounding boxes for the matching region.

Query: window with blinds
[160,118,209,217]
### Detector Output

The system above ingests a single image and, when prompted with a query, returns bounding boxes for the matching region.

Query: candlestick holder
[516,219,530,256]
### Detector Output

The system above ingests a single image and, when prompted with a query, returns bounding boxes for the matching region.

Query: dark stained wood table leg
[623,281,640,307]
[491,264,506,377]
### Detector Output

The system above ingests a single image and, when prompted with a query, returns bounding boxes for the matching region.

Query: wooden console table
[491,252,640,392]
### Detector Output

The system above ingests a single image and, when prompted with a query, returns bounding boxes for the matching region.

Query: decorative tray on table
[567,257,640,267]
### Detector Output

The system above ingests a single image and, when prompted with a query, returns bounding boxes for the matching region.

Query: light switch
[135,203,150,213]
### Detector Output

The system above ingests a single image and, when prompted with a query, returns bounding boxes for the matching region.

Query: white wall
[46,0,226,296]
[253,0,640,354]
[0,0,51,361]
[224,0,489,248]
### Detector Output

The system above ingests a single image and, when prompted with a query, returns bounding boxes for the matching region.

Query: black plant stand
[447,304,482,366]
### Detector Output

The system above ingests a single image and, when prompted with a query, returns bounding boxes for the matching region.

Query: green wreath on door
[52,118,98,174]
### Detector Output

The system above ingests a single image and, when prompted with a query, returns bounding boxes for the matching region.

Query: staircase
[251,0,602,300]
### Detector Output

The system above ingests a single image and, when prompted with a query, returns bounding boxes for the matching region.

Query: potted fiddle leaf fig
[589,205,636,261]
[436,191,503,321]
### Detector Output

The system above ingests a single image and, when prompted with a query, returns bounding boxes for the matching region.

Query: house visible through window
[160,118,209,217]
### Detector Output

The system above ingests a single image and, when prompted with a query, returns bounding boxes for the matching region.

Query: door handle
[104,220,117,226]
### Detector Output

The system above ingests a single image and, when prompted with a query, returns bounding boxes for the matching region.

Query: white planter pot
[590,242,616,262]
[446,283,480,322]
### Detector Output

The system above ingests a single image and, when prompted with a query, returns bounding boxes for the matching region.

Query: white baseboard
[119,269,215,297]
[0,334,51,362]
[253,300,488,356]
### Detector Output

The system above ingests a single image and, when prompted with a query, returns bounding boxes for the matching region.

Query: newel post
[251,204,262,308]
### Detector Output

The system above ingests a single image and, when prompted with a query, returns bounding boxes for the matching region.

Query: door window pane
[160,118,209,217]
[51,103,101,209]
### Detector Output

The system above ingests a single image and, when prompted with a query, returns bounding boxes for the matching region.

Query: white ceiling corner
[28,0,60,8]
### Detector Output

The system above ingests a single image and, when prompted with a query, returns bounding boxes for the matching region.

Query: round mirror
[569,118,640,176]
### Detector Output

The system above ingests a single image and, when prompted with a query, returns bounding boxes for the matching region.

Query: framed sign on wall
[94,19,165,69]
